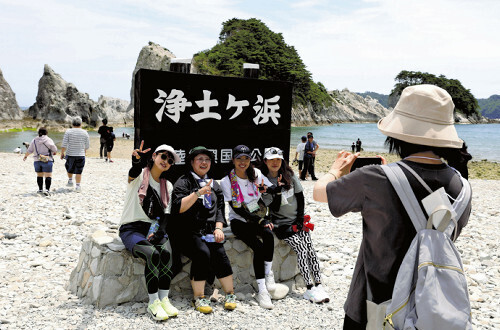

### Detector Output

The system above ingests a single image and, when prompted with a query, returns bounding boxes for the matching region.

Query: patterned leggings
[132,238,174,294]
[283,230,322,286]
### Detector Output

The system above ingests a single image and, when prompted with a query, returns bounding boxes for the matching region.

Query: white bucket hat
[377,84,463,148]
[154,144,181,163]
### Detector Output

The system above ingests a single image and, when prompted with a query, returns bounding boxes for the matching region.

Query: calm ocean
[2,124,498,162]
[292,123,500,162]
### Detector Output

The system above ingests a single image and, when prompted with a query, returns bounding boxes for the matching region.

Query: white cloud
[1,0,499,106]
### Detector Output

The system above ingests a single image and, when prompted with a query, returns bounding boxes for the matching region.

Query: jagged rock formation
[97,96,132,125]
[0,67,23,120]
[28,65,105,126]
[27,65,130,127]
[127,41,176,112]
[292,88,391,125]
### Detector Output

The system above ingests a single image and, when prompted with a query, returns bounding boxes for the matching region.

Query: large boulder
[0,67,23,120]
[127,41,176,112]
[27,65,106,126]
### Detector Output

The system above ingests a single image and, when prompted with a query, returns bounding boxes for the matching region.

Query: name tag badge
[246,199,260,213]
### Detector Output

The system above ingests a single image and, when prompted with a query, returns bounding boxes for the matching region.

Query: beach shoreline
[83,137,500,180]
[0,152,498,329]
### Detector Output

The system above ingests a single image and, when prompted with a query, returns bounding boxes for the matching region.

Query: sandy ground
[87,137,500,180]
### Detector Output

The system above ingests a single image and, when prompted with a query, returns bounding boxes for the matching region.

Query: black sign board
[134,69,292,181]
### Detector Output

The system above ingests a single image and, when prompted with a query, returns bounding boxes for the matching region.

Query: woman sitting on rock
[219,145,276,309]
[259,147,330,304]
[171,146,237,314]
[118,142,180,322]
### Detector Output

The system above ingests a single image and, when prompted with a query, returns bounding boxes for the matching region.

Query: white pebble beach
[0,151,499,329]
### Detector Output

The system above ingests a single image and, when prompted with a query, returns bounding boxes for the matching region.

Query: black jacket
[171,174,226,236]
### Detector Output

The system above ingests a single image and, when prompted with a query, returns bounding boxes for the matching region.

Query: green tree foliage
[477,95,500,119]
[389,71,480,117]
[193,18,332,107]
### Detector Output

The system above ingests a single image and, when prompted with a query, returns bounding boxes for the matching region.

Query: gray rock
[127,42,176,114]
[0,67,22,120]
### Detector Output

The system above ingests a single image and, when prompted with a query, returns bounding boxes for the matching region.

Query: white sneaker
[43,190,51,196]
[75,185,81,192]
[160,297,179,317]
[303,287,324,304]
[265,272,277,292]
[315,284,330,303]
[66,180,73,187]
[148,299,169,321]
[256,291,274,309]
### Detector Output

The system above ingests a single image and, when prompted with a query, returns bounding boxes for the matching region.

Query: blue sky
[1,0,499,107]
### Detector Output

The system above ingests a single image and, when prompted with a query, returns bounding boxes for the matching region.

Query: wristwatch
[195,190,201,197]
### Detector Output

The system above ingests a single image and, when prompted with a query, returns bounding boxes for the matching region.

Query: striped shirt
[62,128,90,156]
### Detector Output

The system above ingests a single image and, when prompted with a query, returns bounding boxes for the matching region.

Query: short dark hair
[38,127,48,137]
[102,118,108,125]
[301,136,307,142]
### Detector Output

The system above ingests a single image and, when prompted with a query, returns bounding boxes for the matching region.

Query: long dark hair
[260,158,295,190]
[230,158,257,182]
[385,137,472,178]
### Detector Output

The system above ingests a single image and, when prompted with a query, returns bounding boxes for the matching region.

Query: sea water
[1,124,498,162]
[291,123,500,162]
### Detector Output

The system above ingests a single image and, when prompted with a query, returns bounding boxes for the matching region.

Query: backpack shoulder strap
[381,163,427,232]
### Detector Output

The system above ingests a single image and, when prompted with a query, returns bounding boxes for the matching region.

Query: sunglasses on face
[268,148,283,155]
[159,153,174,165]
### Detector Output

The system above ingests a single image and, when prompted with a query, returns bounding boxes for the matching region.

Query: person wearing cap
[259,147,330,304]
[294,136,307,177]
[219,145,276,309]
[300,133,319,181]
[171,146,237,314]
[118,142,181,322]
[313,84,472,329]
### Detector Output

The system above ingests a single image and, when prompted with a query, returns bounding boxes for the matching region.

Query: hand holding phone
[350,157,382,172]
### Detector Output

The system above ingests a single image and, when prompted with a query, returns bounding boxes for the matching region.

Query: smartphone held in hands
[350,157,382,172]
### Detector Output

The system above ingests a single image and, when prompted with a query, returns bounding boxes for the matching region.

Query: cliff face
[292,88,391,126]
[0,68,23,120]
[97,96,132,125]
[127,41,176,112]
[27,65,130,127]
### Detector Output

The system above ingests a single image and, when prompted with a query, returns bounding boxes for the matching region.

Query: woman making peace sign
[118,142,180,321]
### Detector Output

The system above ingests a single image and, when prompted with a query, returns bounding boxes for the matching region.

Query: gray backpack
[366,162,472,330]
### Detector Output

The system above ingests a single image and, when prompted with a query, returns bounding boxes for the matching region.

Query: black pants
[230,219,274,279]
[178,234,233,281]
[300,156,317,180]
[99,142,107,158]
[132,239,173,294]
[343,314,365,329]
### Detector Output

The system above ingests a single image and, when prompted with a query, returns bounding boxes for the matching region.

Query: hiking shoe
[265,272,276,291]
[303,287,323,304]
[75,185,81,192]
[160,297,179,317]
[256,291,274,309]
[66,180,73,187]
[224,293,237,310]
[315,284,330,303]
[192,296,212,314]
[147,299,169,321]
